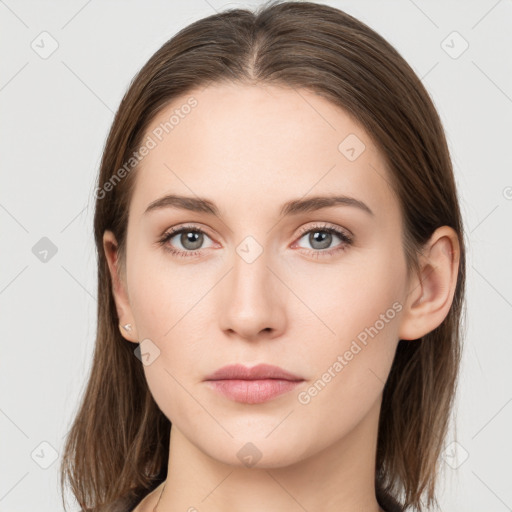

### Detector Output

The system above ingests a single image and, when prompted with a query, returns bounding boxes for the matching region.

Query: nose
[217,245,287,342]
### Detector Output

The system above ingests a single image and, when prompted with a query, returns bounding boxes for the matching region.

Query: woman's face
[108,82,416,467]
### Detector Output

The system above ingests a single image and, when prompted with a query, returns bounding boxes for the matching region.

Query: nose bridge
[231,234,275,308]
[218,233,285,337]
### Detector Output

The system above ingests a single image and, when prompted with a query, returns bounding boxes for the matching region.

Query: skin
[103,82,460,512]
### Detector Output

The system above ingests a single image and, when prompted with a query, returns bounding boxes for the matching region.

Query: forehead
[129,82,398,223]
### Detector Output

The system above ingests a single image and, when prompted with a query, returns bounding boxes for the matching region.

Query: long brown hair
[60,1,467,510]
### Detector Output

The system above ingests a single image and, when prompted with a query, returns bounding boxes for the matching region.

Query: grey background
[1,0,511,511]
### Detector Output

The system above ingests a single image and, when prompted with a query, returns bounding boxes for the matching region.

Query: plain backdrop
[1,1,511,511]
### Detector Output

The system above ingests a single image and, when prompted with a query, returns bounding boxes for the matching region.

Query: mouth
[203,363,305,404]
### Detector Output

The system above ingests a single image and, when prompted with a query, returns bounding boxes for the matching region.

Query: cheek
[294,293,401,447]
[286,242,404,341]
[294,250,404,405]
[127,249,218,384]
[129,260,213,425]
[126,244,208,339]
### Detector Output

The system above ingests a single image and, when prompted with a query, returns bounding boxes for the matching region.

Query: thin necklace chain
[153,481,166,512]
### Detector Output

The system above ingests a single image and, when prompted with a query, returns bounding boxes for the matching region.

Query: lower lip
[205,379,303,404]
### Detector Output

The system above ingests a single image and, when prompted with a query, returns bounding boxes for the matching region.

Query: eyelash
[157,222,353,259]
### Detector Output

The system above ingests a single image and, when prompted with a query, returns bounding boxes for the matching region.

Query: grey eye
[297,229,345,251]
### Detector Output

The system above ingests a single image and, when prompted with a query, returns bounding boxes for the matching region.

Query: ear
[398,226,461,341]
[103,230,138,343]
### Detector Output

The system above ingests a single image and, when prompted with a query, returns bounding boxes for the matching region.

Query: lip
[204,364,304,404]
[204,363,303,381]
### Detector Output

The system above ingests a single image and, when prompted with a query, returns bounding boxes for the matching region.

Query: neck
[156,396,384,512]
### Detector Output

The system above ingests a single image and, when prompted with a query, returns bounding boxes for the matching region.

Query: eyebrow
[144,194,374,218]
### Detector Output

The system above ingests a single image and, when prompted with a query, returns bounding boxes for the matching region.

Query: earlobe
[398,226,460,341]
[102,230,138,343]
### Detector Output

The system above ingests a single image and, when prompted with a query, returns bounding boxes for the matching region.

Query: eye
[293,223,353,257]
[157,222,353,259]
[157,224,215,258]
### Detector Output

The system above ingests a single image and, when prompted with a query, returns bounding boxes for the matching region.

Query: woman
[60,1,466,511]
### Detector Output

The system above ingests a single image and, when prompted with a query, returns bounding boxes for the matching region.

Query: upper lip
[204,363,303,381]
